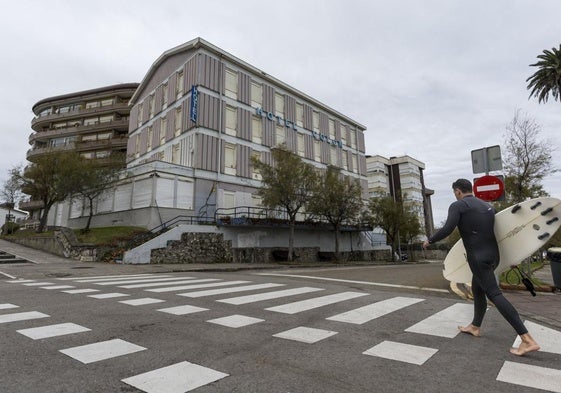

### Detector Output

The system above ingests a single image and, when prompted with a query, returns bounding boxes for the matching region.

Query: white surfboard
[443,197,561,283]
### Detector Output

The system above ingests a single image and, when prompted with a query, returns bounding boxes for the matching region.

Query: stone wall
[151,232,234,264]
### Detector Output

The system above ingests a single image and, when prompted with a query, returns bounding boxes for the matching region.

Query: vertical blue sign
[190,85,199,122]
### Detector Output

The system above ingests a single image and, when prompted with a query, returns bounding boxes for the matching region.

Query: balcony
[74,136,128,151]
[29,118,129,144]
[26,144,76,159]
[31,101,131,129]
[19,199,44,212]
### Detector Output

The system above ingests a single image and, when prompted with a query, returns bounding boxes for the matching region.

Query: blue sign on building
[190,85,199,122]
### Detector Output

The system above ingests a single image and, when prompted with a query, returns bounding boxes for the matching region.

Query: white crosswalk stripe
[217,286,323,305]
[147,280,248,293]
[404,303,473,338]
[363,341,438,365]
[122,361,229,393]
[17,323,91,340]
[119,279,202,289]
[265,291,369,314]
[94,276,193,286]
[0,311,49,324]
[60,338,146,364]
[179,283,285,298]
[327,296,425,325]
[497,361,561,393]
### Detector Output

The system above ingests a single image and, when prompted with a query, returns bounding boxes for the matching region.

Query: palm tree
[526,45,561,104]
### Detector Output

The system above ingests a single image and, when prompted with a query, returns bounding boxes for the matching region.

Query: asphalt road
[2,265,560,393]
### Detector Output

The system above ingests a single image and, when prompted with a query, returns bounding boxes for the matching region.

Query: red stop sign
[473,175,504,201]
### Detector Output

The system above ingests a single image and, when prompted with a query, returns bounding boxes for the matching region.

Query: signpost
[473,175,505,201]
[471,145,505,201]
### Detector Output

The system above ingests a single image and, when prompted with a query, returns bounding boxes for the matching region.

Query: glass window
[85,101,100,109]
[350,129,357,148]
[330,146,337,165]
[314,140,321,162]
[99,115,113,123]
[160,118,167,145]
[225,106,237,136]
[341,125,347,146]
[101,98,113,106]
[147,127,153,151]
[172,144,180,164]
[224,144,236,175]
[297,134,305,157]
[148,95,155,118]
[96,151,110,158]
[313,111,319,132]
[176,71,184,98]
[251,82,262,107]
[296,103,304,127]
[137,104,143,126]
[275,125,285,146]
[97,132,112,140]
[162,83,169,108]
[225,69,238,99]
[252,117,262,144]
[84,118,98,126]
[329,119,335,139]
[275,93,284,116]
[175,107,182,136]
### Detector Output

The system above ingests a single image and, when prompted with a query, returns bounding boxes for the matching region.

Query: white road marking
[95,276,193,286]
[88,293,130,299]
[512,320,561,355]
[265,292,368,314]
[179,283,285,298]
[60,338,146,364]
[0,271,17,279]
[218,287,324,305]
[363,341,438,365]
[207,315,265,328]
[62,289,100,294]
[122,361,229,393]
[147,280,246,293]
[496,361,561,393]
[405,303,473,338]
[58,274,166,282]
[0,303,19,310]
[158,305,209,316]
[255,272,449,293]
[119,279,201,289]
[40,285,75,290]
[0,311,49,324]
[119,298,166,306]
[23,282,54,286]
[6,279,36,284]
[327,296,425,324]
[17,322,91,339]
[273,327,338,343]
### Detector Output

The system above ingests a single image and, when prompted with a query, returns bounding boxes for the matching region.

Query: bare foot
[458,324,481,337]
[510,342,540,356]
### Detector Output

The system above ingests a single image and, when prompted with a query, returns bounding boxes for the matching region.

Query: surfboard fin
[514,266,536,297]
[537,233,550,240]
[530,201,542,210]
[511,205,521,213]
[540,207,553,215]
[546,217,559,225]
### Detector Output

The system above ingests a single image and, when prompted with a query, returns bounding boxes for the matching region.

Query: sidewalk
[1,239,559,329]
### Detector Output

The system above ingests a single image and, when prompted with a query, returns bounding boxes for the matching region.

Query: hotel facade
[34,38,370,250]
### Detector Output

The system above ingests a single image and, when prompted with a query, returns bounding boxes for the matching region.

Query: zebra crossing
[3,272,561,393]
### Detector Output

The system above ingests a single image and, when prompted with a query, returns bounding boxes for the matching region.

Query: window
[172,144,180,164]
[350,129,357,149]
[275,93,284,116]
[84,117,98,126]
[147,127,153,151]
[162,83,169,109]
[313,111,319,132]
[297,134,305,157]
[251,81,262,107]
[101,98,113,106]
[97,132,112,140]
[148,95,155,118]
[96,151,110,158]
[82,134,97,142]
[352,154,358,173]
[329,119,335,139]
[175,107,182,136]
[275,125,285,146]
[314,140,321,161]
[330,146,337,165]
[341,125,347,146]
[225,68,238,99]
[296,103,303,127]
[160,118,167,145]
[224,144,236,175]
[225,106,237,136]
[223,191,235,209]
[85,101,99,109]
[251,151,262,180]
[53,121,67,129]
[137,104,143,126]
[252,117,262,144]
[176,71,184,98]
[99,115,113,123]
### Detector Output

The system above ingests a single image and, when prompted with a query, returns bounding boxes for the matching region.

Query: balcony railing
[31,102,131,129]
[29,119,129,144]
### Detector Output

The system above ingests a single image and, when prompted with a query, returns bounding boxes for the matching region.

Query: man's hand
[422,240,430,250]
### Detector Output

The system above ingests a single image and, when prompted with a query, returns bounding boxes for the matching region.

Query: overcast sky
[1,0,560,226]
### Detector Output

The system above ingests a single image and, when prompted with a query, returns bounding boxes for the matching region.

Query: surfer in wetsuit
[422,179,540,356]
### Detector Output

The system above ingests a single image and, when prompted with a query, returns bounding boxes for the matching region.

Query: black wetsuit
[429,195,527,335]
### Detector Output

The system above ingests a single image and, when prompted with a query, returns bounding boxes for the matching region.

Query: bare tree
[502,110,557,203]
